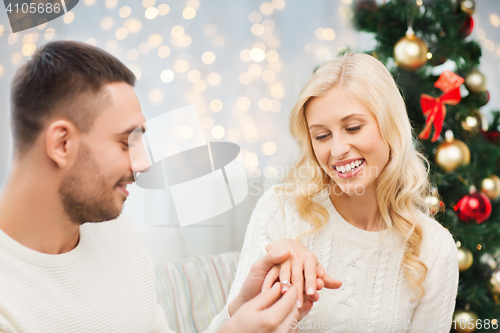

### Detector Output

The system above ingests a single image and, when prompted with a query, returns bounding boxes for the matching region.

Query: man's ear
[45,120,79,168]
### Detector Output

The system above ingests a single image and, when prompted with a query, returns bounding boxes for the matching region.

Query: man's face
[59,82,147,224]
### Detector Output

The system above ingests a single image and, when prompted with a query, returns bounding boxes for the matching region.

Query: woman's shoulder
[253,184,293,214]
[417,211,457,260]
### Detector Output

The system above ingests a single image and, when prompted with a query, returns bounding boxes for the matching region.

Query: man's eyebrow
[308,113,366,130]
[119,123,147,135]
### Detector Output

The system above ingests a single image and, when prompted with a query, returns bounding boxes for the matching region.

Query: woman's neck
[329,183,385,232]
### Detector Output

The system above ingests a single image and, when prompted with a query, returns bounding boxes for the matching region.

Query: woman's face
[305,87,390,196]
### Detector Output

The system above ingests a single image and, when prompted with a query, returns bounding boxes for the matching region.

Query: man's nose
[130,143,152,175]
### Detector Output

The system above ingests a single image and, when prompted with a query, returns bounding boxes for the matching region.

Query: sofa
[154,252,240,333]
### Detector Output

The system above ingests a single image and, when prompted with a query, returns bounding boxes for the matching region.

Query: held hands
[221,283,303,333]
[225,250,314,333]
[264,239,342,309]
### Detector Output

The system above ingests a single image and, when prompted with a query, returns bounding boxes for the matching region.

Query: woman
[212,53,459,332]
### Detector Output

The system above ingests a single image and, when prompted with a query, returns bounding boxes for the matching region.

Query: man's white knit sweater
[0,214,172,333]
[208,185,459,333]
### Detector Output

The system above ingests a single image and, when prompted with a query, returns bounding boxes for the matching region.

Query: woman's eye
[315,134,330,141]
[347,126,361,132]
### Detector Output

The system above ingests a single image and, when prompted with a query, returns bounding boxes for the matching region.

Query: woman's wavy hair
[283,53,435,299]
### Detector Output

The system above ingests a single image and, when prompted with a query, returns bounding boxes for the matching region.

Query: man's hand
[263,239,342,309]
[220,283,306,333]
[228,250,315,320]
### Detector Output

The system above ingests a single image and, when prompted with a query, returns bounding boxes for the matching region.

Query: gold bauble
[458,247,474,272]
[453,310,479,333]
[425,192,444,214]
[394,29,428,71]
[482,175,500,200]
[461,109,489,133]
[490,268,500,295]
[435,132,471,172]
[459,0,476,15]
[465,71,487,93]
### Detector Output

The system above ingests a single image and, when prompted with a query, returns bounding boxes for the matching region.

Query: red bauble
[454,191,492,224]
[460,15,474,37]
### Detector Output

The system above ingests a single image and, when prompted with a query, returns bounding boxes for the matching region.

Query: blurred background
[0,0,499,262]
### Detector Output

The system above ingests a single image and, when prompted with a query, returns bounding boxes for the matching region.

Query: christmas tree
[353,0,500,332]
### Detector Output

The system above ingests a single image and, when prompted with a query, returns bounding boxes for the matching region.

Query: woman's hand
[263,239,342,309]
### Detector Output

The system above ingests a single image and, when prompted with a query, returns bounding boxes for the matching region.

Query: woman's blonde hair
[283,53,434,299]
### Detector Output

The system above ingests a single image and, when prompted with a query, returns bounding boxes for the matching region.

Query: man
[0,41,313,332]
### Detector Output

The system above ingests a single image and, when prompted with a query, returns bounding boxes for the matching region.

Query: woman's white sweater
[207,185,459,333]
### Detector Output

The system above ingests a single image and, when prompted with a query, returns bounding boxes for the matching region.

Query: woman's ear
[45,120,79,168]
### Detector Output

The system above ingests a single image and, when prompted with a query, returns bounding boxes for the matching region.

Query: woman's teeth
[334,159,364,174]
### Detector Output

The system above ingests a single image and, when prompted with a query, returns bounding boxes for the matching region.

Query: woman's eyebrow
[308,113,366,130]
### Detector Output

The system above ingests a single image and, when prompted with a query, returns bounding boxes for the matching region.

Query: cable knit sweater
[206,185,459,333]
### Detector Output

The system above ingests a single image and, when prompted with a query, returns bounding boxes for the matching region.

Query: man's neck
[0,169,80,254]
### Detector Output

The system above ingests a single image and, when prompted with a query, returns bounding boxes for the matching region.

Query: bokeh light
[202,51,216,64]
[179,35,192,47]
[148,34,163,47]
[260,2,274,15]
[266,50,279,62]
[201,116,214,130]
[262,70,276,83]
[127,49,140,61]
[183,7,197,19]
[158,4,170,15]
[249,64,262,77]
[116,27,129,40]
[124,19,143,33]
[157,45,171,58]
[212,35,225,47]
[148,89,164,105]
[261,141,277,155]
[271,84,285,99]
[249,11,262,23]
[143,0,155,7]
[193,80,207,93]
[240,49,251,62]
[207,73,221,86]
[161,69,175,83]
[272,0,285,10]
[237,97,251,110]
[105,0,118,9]
[249,48,266,62]
[171,25,185,38]
[259,98,272,111]
[209,99,223,112]
[174,60,190,73]
[187,70,201,82]
[251,24,265,36]
[101,17,114,30]
[145,7,158,19]
[211,125,225,139]
[64,12,75,24]
[119,6,132,18]
[204,24,217,36]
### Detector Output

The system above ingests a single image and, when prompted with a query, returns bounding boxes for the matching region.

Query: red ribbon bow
[418,70,464,142]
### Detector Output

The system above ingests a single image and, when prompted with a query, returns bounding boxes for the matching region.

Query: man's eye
[347,126,361,132]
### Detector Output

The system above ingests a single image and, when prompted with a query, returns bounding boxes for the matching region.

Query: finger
[304,291,319,303]
[279,259,292,293]
[290,254,304,308]
[263,265,280,291]
[323,275,342,289]
[298,300,313,321]
[316,263,326,279]
[263,285,298,324]
[250,282,282,311]
[253,250,291,278]
[304,256,317,296]
[316,278,324,290]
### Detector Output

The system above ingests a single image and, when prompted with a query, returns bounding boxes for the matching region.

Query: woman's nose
[330,135,350,160]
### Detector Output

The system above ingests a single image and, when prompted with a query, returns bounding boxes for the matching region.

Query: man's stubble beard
[59,142,123,225]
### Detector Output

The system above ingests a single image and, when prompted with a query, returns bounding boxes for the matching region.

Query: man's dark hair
[10,40,136,156]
